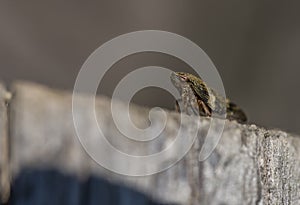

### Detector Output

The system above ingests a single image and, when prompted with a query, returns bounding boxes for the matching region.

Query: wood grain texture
[0,83,10,203]
[6,81,300,204]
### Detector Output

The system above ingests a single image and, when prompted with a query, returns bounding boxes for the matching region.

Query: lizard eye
[179,76,188,81]
[175,72,190,82]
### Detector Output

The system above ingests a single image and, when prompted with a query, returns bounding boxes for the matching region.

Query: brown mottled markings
[170,72,247,123]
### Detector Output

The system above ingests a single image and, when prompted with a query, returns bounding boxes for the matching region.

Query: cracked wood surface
[0,81,299,204]
[0,83,10,203]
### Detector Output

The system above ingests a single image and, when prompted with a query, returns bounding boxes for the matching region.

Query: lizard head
[174,72,188,81]
[174,72,203,84]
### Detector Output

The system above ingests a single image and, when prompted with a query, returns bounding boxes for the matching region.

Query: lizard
[170,72,247,124]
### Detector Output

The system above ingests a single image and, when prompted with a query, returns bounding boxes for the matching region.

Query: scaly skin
[170,72,247,123]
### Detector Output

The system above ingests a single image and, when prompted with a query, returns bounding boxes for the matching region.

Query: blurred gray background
[0,1,299,133]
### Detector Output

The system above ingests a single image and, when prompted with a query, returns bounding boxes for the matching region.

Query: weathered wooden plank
[8,81,300,205]
[0,83,10,203]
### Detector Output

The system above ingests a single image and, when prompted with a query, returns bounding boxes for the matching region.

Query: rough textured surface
[0,83,10,203]
[5,81,300,204]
